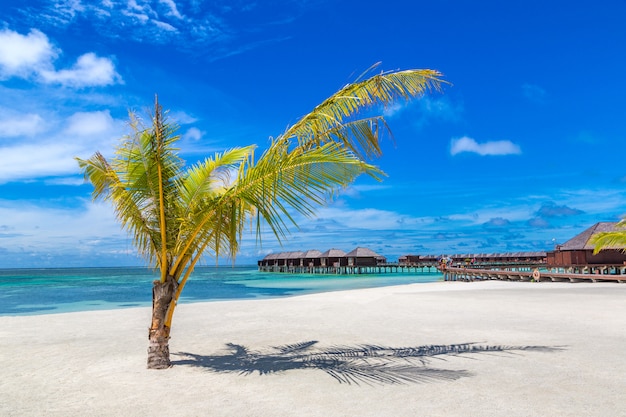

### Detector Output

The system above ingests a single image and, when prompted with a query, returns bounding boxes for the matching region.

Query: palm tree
[76,68,445,369]
[590,220,626,253]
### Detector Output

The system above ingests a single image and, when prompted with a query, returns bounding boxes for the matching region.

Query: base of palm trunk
[147,334,171,369]
[146,277,178,369]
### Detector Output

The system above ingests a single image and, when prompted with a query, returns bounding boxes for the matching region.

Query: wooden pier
[258,263,439,275]
[443,265,626,283]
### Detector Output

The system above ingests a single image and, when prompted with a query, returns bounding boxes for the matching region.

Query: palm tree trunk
[147,275,178,369]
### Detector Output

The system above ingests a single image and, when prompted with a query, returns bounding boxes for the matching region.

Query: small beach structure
[547,222,626,267]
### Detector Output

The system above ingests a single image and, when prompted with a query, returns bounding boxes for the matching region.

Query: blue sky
[1,0,626,268]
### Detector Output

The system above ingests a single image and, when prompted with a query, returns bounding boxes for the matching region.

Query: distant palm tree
[76,68,445,369]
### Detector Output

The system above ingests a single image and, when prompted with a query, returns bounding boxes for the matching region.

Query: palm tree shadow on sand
[172,341,564,386]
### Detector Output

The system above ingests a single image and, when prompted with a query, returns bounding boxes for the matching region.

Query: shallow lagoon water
[0,266,442,316]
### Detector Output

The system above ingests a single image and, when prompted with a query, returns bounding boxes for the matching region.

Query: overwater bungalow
[399,252,546,267]
[319,248,347,268]
[345,247,386,266]
[301,249,323,267]
[258,247,387,273]
[547,222,626,266]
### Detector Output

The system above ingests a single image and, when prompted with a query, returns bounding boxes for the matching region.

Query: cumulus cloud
[182,127,203,141]
[450,136,521,156]
[169,110,198,124]
[535,202,584,218]
[315,207,408,230]
[0,142,86,182]
[0,28,122,87]
[64,110,116,136]
[0,110,46,137]
[0,110,124,183]
[40,52,122,87]
[0,199,137,267]
[0,29,57,78]
[482,217,511,229]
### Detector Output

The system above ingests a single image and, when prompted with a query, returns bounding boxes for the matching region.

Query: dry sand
[1,280,625,417]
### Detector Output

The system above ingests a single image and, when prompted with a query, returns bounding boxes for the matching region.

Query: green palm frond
[77,99,186,276]
[590,220,626,254]
[169,146,256,272]
[229,139,382,243]
[178,146,255,210]
[281,69,445,158]
[76,152,159,262]
[77,67,446,314]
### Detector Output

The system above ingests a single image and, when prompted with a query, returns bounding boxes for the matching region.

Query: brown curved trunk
[147,276,178,369]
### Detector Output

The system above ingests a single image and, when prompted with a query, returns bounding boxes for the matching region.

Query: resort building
[399,252,546,267]
[547,222,626,266]
[258,247,387,273]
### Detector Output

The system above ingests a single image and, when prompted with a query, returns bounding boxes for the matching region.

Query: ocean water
[0,266,443,316]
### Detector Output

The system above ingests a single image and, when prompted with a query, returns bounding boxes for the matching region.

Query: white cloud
[0,110,46,137]
[0,109,125,183]
[29,0,273,57]
[0,28,122,87]
[44,177,86,186]
[450,136,521,156]
[0,29,57,79]
[170,110,198,124]
[153,20,178,32]
[311,206,432,231]
[0,143,85,182]
[65,110,116,136]
[159,0,184,19]
[40,52,122,87]
[0,199,136,267]
[182,127,203,141]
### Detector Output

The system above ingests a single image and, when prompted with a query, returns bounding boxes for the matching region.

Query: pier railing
[443,264,626,283]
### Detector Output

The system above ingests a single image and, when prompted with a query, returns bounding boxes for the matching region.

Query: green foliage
[76,69,445,288]
[590,220,626,254]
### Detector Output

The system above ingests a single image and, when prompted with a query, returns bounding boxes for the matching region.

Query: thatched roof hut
[547,222,626,265]
[319,248,347,267]
[345,247,386,266]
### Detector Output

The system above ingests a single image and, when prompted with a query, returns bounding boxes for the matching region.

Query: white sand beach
[1,280,625,417]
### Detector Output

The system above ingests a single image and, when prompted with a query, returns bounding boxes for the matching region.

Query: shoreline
[0,267,442,317]
[2,280,625,416]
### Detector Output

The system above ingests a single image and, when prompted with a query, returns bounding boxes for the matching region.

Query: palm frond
[178,146,255,212]
[226,138,382,243]
[77,68,447,314]
[77,98,185,273]
[76,152,159,262]
[590,228,626,254]
[280,69,445,158]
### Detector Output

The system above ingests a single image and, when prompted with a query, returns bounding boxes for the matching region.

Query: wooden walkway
[258,263,439,274]
[443,266,626,283]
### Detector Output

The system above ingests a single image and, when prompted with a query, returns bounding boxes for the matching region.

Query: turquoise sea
[0,266,443,316]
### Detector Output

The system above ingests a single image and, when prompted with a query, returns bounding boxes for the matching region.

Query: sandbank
[1,280,625,417]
